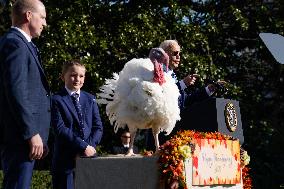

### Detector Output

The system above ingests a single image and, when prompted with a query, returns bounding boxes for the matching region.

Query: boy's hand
[84,145,96,157]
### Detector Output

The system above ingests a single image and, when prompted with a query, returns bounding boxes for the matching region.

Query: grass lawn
[0,170,52,189]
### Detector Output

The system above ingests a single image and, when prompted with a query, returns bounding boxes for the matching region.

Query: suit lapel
[10,28,49,90]
[26,40,47,78]
[79,92,90,121]
[61,89,80,122]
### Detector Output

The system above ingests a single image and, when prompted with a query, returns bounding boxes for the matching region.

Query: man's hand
[183,74,199,87]
[207,80,227,94]
[216,80,227,85]
[28,134,43,160]
[84,145,96,157]
[42,145,49,159]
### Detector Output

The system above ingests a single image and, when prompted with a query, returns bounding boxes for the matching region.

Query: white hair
[159,40,179,52]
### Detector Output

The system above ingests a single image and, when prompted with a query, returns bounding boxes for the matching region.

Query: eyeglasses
[171,51,180,56]
[122,136,131,138]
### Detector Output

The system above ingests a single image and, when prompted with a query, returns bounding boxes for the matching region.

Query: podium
[75,155,162,189]
[180,98,244,144]
[75,139,244,189]
[74,98,246,189]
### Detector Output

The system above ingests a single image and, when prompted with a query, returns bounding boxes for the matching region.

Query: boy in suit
[0,0,50,188]
[51,59,103,189]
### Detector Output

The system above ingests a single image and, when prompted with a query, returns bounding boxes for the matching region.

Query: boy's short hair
[62,59,86,75]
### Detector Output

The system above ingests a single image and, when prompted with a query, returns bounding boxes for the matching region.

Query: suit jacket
[51,88,103,172]
[112,144,139,154]
[171,79,212,133]
[176,81,210,110]
[0,28,51,146]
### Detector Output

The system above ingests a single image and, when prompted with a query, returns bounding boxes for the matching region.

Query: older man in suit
[159,40,218,109]
[0,0,50,188]
[146,40,222,151]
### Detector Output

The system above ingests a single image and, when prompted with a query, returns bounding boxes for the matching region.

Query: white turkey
[97,48,180,156]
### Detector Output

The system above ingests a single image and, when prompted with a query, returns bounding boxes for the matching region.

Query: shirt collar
[65,86,80,98]
[11,26,32,42]
[165,69,174,77]
[167,69,174,75]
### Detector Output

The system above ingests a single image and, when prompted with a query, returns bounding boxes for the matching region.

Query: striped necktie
[71,93,84,138]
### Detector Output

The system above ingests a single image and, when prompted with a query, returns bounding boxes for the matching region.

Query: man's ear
[59,73,64,81]
[25,11,32,22]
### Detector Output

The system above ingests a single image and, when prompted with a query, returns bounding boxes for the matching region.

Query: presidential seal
[224,102,237,132]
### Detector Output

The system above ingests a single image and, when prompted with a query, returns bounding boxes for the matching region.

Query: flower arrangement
[240,148,250,168]
[158,130,252,189]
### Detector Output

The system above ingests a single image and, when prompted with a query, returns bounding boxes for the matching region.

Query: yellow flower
[241,150,250,167]
[178,145,192,159]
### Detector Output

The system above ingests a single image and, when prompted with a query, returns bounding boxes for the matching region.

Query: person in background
[160,39,226,125]
[112,130,139,155]
[0,0,51,188]
[159,39,220,109]
[146,40,225,151]
[51,60,103,189]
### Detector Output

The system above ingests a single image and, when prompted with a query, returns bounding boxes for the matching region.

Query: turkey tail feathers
[97,73,119,104]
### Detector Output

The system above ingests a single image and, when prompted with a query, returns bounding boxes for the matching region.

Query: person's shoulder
[5,28,24,41]
[1,32,25,49]
[52,89,68,100]
[52,92,61,98]
[81,90,95,99]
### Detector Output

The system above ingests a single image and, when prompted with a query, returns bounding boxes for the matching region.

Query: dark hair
[62,59,86,75]
[117,127,129,136]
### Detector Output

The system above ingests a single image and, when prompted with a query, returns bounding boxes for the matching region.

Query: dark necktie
[30,41,43,65]
[71,93,84,138]
[123,146,129,153]
[30,41,39,57]
[171,72,178,83]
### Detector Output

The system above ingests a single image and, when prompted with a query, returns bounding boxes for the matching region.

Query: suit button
[46,94,49,97]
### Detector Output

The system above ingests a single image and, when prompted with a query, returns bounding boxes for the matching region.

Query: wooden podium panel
[75,155,162,189]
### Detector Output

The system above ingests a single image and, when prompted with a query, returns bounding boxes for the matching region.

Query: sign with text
[192,139,240,185]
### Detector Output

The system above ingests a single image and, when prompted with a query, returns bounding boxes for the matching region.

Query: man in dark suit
[146,40,220,150]
[159,39,216,109]
[51,60,103,189]
[159,40,226,131]
[112,130,139,155]
[0,0,50,188]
